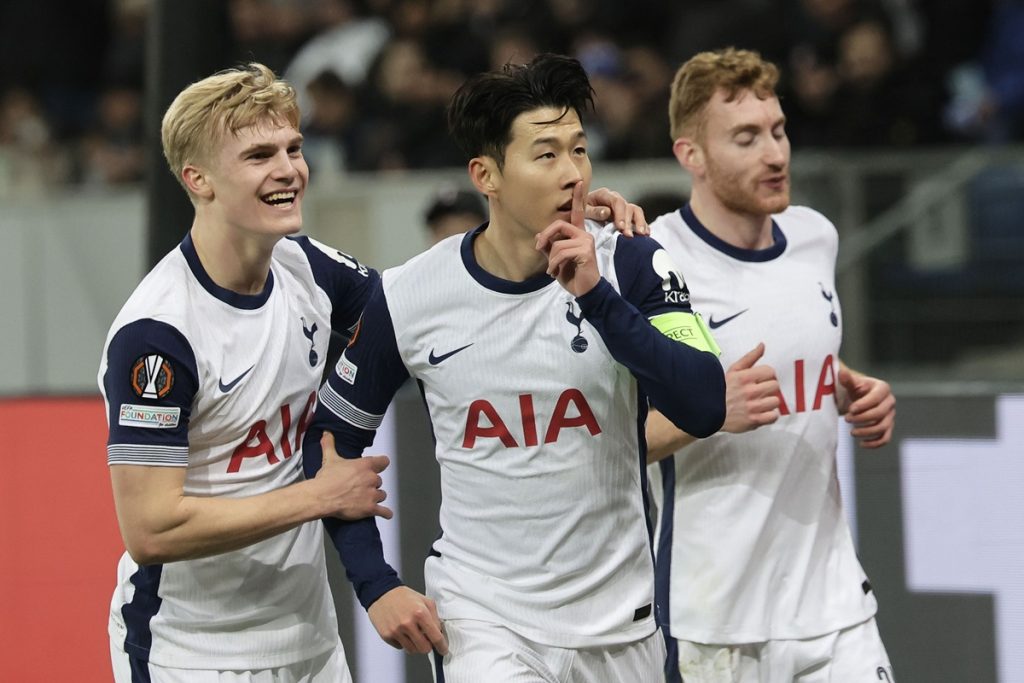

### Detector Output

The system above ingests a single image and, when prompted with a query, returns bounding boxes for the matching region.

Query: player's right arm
[103,320,390,565]
[646,342,781,462]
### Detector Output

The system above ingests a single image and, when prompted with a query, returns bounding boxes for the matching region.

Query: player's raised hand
[536,181,601,297]
[838,366,895,448]
[368,586,449,655]
[722,342,781,433]
[584,186,649,236]
[316,432,393,520]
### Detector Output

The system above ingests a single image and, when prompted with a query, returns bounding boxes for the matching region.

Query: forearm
[646,408,698,463]
[577,279,726,437]
[112,466,333,564]
[304,421,402,609]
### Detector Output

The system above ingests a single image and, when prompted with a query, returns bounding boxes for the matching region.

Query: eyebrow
[728,117,786,136]
[238,135,304,157]
[530,130,588,148]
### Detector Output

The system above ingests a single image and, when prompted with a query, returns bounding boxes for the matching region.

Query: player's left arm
[537,182,725,438]
[836,360,896,448]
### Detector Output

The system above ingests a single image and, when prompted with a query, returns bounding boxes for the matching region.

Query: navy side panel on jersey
[122,564,164,664]
[656,455,681,683]
[103,319,199,465]
[577,235,725,438]
[289,235,380,338]
[304,280,407,608]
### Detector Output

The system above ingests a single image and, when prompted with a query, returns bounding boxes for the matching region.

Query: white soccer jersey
[98,233,376,669]
[649,204,877,644]
[316,222,723,650]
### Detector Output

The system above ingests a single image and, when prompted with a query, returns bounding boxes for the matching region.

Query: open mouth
[261,190,298,206]
[557,199,572,213]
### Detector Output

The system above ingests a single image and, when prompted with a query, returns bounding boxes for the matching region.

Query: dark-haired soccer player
[304,53,726,682]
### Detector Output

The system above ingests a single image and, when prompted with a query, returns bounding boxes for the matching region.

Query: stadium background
[1,0,1023,681]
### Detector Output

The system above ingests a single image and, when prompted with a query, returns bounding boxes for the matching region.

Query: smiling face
[196,119,308,239]
[694,89,790,219]
[487,106,591,235]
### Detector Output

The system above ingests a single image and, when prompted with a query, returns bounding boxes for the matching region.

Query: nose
[763,136,788,168]
[559,152,586,189]
[271,149,298,180]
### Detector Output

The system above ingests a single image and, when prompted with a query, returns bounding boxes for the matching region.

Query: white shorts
[110,641,353,683]
[669,617,894,683]
[430,618,665,683]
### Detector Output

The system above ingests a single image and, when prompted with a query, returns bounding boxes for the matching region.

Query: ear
[182,163,213,200]
[672,137,705,178]
[467,156,499,198]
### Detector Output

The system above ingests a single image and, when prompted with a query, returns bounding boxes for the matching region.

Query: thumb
[367,454,391,473]
[729,342,765,372]
[838,365,856,389]
[320,431,335,467]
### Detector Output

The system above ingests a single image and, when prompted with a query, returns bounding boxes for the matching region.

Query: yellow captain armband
[649,311,722,356]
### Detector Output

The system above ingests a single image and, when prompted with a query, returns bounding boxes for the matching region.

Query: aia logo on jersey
[130,354,174,399]
[775,354,836,415]
[462,388,601,448]
[564,301,588,353]
[228,391,317,473]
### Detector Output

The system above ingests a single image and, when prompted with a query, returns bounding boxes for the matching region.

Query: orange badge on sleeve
[130,355,175,400]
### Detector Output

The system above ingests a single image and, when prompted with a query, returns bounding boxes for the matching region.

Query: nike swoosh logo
[218,365,255,392]
[428,344,473,365]
[708,309,749,329]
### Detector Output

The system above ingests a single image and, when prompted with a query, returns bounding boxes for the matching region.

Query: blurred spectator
[944,0,1024,143]
[284,0,391,117]
[0,88,70,196]
[78,85,145,186]
[575,36,673,161]
[828,14,944,146]
[422,185,487,244]
[635,190,688,219]
[229,0,317,75]
[347,38,462,170]
[301,70,359,177]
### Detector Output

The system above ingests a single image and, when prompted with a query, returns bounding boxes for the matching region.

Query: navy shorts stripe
[433,649,446,682]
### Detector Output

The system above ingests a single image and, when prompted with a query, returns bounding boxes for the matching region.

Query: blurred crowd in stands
[1,0,1022,195]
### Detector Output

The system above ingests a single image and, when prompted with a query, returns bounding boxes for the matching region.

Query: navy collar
[180,232,274,309]
[681,203,787,262]
[460,223,555,294]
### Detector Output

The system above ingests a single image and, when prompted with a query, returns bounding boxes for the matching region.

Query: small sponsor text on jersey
[119,403,181,429]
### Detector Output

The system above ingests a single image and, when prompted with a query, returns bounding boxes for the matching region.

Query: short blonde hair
[161,63,300,194]
[669,48,779,141]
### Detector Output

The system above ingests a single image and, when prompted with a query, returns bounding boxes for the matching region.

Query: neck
[190,219,277,295]
[473,216,549,282]
[689,190,774,251]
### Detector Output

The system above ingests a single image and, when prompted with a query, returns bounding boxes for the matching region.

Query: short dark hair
[446,53,594,168]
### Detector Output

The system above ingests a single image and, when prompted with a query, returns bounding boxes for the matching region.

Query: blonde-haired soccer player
[99,63,403,682]
[647,48,897,682]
